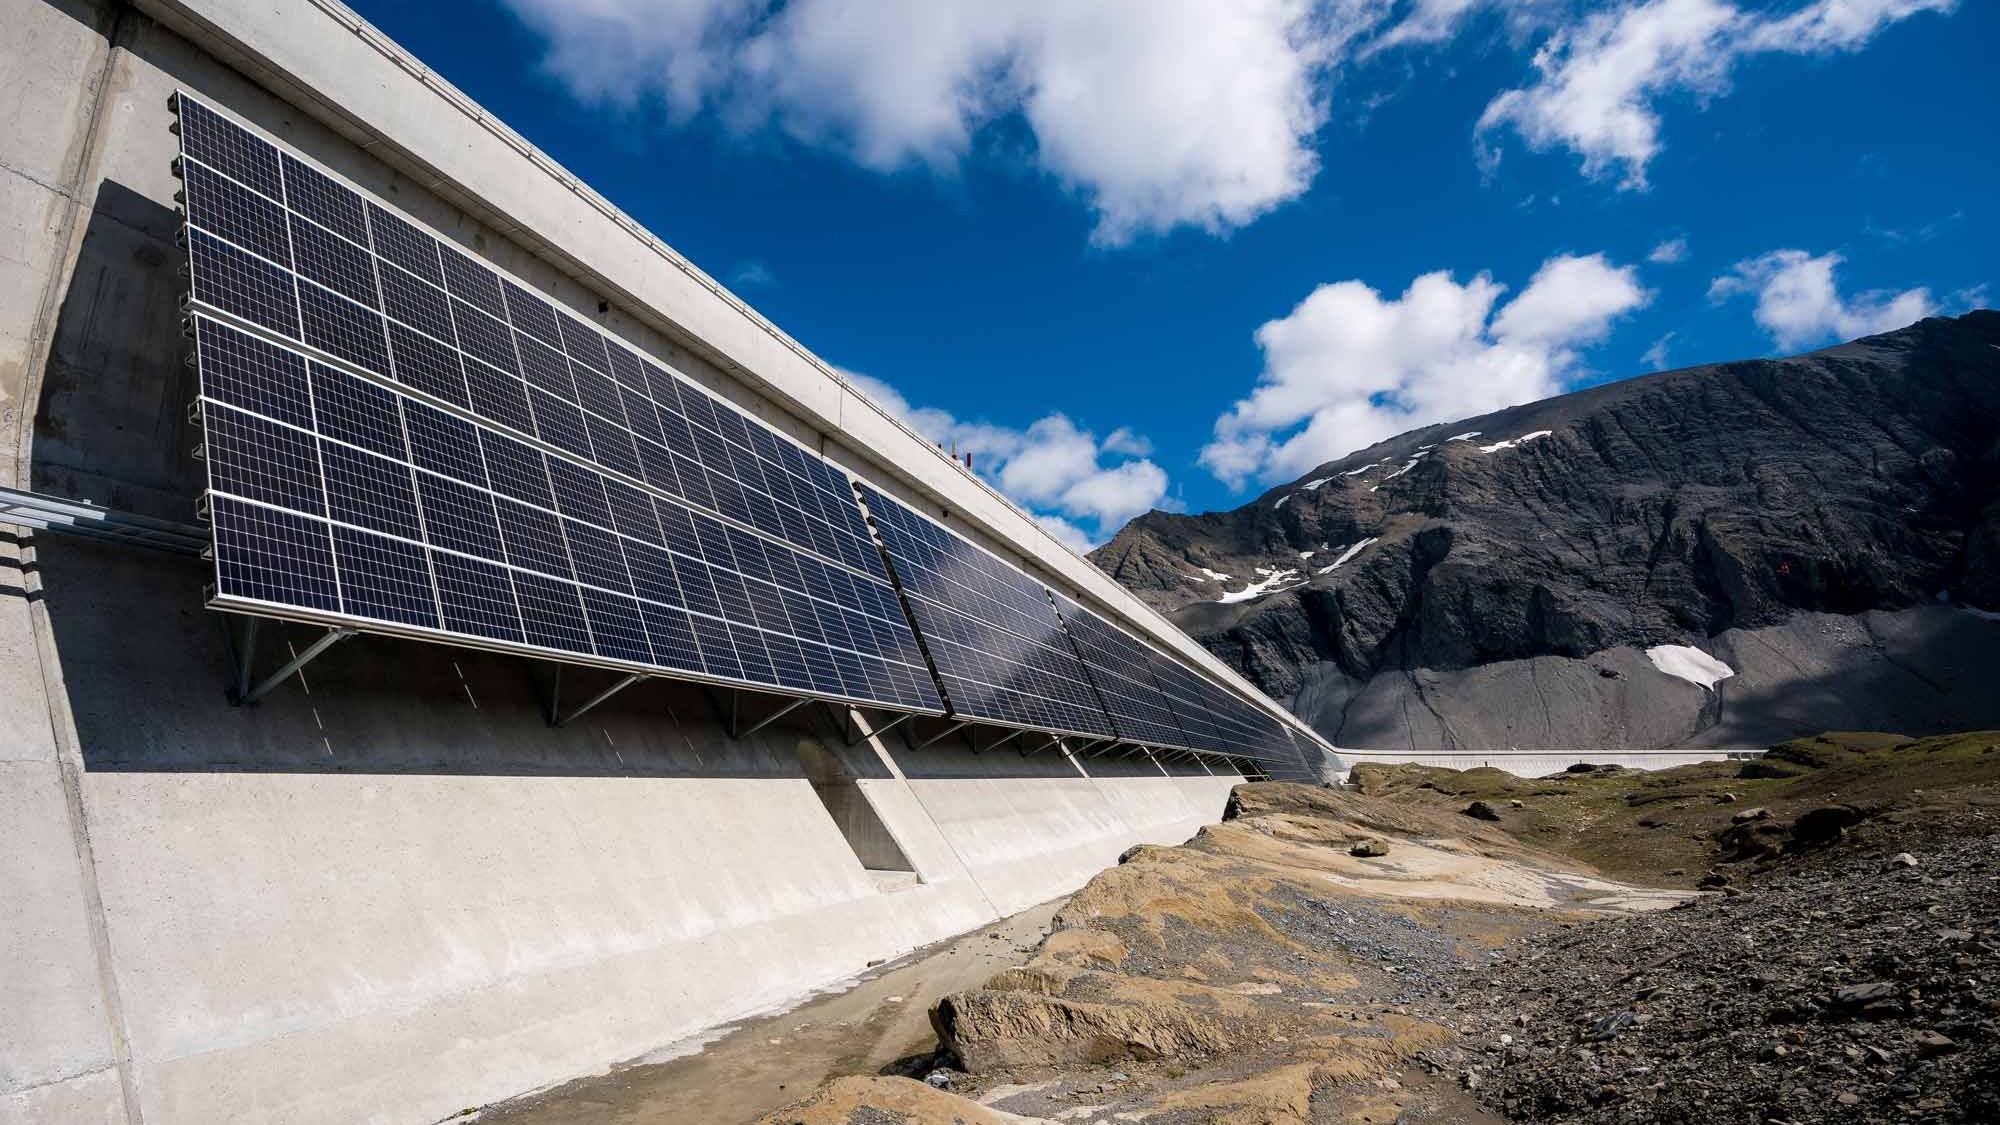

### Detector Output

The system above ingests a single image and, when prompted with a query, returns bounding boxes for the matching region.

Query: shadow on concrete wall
[32,181,201,525]
[40,534,899,780]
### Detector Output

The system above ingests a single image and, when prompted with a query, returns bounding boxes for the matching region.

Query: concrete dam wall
[9,533,1237,1125]
[0,2,1299,1122]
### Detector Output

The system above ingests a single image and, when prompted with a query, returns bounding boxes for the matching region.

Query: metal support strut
[737,696,810,740]
[231,626,355,705]
[552,672,646,727]
[1034,734,1067,755]
[982,727,1027,755]
[912,720,969,752]
[845,709,912,747]
[231,616,260,703]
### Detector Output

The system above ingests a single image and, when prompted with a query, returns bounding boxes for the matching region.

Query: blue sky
[350,0,1992,548]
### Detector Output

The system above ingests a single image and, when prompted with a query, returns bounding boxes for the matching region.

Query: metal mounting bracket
[230,625,355,705]
[845,709,912,747]
[912,719,969,752]
[736,695,809,740]
[552,671,646,727]
[980,727,1026,755]
[705,687,810,740]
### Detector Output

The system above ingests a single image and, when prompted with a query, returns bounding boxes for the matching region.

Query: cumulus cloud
[842,371,1172,545]
[1201,252,1649,488]
[1478,0,1954,188]
[503,0,1383,244]
[1708,249,1934,350]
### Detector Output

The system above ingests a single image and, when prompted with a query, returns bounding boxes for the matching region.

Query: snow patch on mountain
[1645,645,1735,690]
[1216,567,1303,605]
[1480,430,1553,454]
[1315,538,1378,574]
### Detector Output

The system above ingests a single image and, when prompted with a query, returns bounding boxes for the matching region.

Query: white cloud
[1648,237,1689,263]
[1478,0,1954,188]
[1101,427,1153,458]
[1367,0,1492,52]
[842,370,1172,545]
[1364,0,1568,55]
[1708,249,1934,350]
[1642,331,1675,370]
[504,0,1383,244]
[1032,514,1096,553]
[1201,252,1648,488]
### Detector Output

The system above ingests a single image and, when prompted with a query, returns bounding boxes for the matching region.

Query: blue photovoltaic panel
[1048,593,1190,750]
[855,483,1113,740]
[1147,652,1299,769]
[175,92,940,715]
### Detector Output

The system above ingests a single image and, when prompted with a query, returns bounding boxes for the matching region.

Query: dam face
[0,2,1330,1122]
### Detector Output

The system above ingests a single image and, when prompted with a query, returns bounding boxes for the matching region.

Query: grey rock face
[1093,313,2000,751]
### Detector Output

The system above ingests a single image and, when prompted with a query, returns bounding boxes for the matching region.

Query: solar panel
[174,92,940,715]
[1048,593,1190,750]
[855,483,1114,740]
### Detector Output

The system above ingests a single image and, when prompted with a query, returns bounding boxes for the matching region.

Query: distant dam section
[0,1,1316,1123]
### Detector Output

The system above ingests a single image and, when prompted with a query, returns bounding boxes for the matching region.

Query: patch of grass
[1347,731,2000,886]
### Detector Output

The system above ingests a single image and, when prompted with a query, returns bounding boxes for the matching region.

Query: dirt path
[462,901,1062,1125]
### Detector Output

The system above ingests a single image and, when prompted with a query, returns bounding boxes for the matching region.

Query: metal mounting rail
[0,486,208,555]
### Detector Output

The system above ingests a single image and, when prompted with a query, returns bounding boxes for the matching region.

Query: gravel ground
[1398,834,1999,1123]
[1264,885,1474,1008]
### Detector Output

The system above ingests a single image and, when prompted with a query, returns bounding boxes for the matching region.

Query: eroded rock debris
[755,735,1996,1125]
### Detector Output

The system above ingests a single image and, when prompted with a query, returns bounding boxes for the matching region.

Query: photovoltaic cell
[280,153,369,246]
[182,161,292,266]
[209,496,338,611]
[501,280,564,349]
[368,203,443,287]
[194,316,311,429]
[403,401,486,486]
[298,281,389,375]
[379,264,456,344]
[331,524,439,629]
[189,229,298,338]
[175,96,282,199]
[200,403,324,515]
[309,360,404,459]
[433,553,523,642]
[386,323,469,407]
[288,215,378,307]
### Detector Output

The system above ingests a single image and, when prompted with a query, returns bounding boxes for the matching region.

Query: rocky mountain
[1094,312,2000,752]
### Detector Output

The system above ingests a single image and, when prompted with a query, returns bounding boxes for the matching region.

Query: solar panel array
[1147,652,1300,767]
[854,482,1110,738]
[1047,594,1190,750]
[171,90,1321,770]
[856,483,1305,768]
[175,92,941,713]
